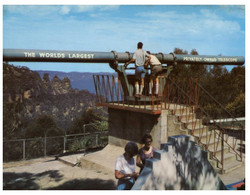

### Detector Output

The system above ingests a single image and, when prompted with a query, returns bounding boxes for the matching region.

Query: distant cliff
[3,63,104,139]
[37,70,114,93]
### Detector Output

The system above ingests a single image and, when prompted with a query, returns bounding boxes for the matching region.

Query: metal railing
[167,78,244,172]
[3,131,108,162]
[93,75,200,113]
[93,74,244,172]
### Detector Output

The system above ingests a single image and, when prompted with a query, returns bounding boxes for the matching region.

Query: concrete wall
[108,108,184,149]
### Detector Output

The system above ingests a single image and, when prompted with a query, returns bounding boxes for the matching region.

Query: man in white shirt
[115,142,139,190]
[124,42,151,97]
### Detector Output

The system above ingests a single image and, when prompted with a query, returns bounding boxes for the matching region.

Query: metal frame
[93,74,244,173]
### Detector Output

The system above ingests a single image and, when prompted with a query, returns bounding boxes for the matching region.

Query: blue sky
[3,3,246,73]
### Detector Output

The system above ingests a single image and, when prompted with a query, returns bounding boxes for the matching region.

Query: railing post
[23,139,26,160]
[96,134,98,146]
[240,128,243,161]
[221,130,224,173]
[63,135,66,153]
[44,136,47,157]
[83,124,86,154]
[213,126,215,157]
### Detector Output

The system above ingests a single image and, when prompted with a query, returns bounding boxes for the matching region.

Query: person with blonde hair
[145,51,163,96]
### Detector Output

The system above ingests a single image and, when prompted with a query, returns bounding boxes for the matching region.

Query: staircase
[172,105,244,174]
[92,75,244,174]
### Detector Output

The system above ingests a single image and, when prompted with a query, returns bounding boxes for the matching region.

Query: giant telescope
[3,48,245,100]
[3,49,245,66]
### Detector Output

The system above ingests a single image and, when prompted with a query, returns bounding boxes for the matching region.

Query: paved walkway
[60,144,245,185]
[3,156,116,190]
[3,144,245,190]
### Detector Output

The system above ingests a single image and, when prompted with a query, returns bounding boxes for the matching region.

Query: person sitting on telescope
[115,141,139,190]
[136,133,156,174]
[124,42,151,97]
[145,51,163,96]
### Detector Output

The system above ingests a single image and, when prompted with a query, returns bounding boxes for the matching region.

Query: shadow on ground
[3,170,64,190]
[3,171,116,190]
[46,178,116,190]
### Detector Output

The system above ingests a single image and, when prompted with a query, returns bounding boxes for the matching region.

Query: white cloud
[75,5,96,12]
[3,5,244,57]
[3,5,120,17]
[99,5,119,11]
[60,6,71,15]
[200,9,220,19]
[74,5,119,13]
[4,5,60,17]
[138,11,178,19]
[134,8,243,40]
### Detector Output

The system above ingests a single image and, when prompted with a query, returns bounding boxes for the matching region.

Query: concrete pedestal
[108,108,184,149]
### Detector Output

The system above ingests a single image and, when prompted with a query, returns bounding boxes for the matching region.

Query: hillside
[3,63,105,139]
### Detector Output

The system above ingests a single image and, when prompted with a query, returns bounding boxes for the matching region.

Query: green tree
[3,102,24,139]
[189,49,208,79]
[228,66,245,102]
[168,48,245,121]
[25,114,63,138]
[170,48,190,79]
[67,109,107,135]
[226,92,245,117]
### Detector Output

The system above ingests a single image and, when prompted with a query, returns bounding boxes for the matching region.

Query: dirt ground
[3,145,245,190]
[3,156,117,190]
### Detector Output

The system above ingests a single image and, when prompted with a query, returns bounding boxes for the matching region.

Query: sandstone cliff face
[42,73,74,95]
[3,63,101,138]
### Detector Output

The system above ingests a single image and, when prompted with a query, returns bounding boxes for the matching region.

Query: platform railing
[167,78,244,172]
[93,74,244,171]
[93,75,200,113]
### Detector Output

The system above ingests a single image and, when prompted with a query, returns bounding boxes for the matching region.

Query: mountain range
[3,63,107,139]
[37,70,115,94]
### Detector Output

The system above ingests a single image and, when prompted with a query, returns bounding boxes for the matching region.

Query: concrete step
[187,125,209,135]
[175,113,195,121]
[204,142,242,174]
[193,131,215,145]
[208,153,239,174]
[195,133,241,174]
[179,115,197,124]
[207,144,230,157]
[216,152,236,164]
[173,106,193,115]
[199,137,220,151]
[222,160,243,174]
[78,144,141,173]
[185,119,203,129]
[184,120,244,175]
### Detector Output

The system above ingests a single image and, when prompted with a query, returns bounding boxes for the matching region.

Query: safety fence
[3,131,108,162]
[167,78,244,172]
[92,75,200,113]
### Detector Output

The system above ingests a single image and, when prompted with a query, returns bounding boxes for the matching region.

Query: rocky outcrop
[42,73,73,95]
[3,63,102,138]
